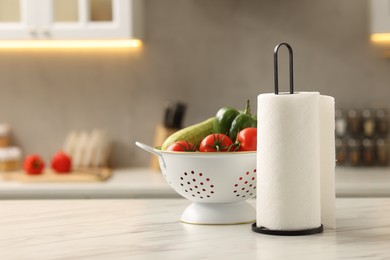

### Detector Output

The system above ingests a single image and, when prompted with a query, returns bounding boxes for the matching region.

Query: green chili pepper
[214,100,257,141]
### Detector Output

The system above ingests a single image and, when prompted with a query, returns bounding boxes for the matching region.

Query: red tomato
[199,133,234,152]
[51,151,72,173]
[23,154,45,175]
[166,141,195,152]
[236,127,257,151]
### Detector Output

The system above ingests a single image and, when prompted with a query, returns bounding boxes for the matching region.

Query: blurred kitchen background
[1,0,390,198]
[0,0,387,167]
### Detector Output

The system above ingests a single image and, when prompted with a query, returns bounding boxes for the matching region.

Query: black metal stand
[274,42,294,95]
[252,223,323,236]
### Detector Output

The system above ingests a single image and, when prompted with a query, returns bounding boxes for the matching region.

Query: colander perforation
[232,168,257,199]
[181,171,215,200]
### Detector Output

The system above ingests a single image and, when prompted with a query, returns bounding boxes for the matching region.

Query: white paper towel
[256,92,335,231]
[319,95,336,228]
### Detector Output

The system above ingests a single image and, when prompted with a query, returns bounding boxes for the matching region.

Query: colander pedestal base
[180,201,255,225]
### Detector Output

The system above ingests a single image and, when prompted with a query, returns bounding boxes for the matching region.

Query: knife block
[150,124,179,171]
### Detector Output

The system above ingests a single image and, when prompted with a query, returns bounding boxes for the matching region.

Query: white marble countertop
[1,167,390,199]
[0,198,389,259]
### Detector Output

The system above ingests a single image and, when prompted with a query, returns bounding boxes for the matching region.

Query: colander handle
[135,141,166,168]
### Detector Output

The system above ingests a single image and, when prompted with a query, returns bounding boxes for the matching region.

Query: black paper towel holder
[274,42,295,95]
[252,43,324,236]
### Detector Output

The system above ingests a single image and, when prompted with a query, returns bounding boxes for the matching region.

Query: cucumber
[161,117,215,150]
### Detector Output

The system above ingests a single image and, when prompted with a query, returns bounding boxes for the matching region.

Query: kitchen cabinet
[370,0,390,34]
[370,0,390,56]
[0,0,143,40]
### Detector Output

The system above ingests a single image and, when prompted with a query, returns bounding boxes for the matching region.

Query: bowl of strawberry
[136,100,258,225]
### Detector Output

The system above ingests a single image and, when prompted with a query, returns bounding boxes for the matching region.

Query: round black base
[252,223,323,236]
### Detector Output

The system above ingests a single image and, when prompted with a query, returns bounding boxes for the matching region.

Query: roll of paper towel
[256,92,335,231]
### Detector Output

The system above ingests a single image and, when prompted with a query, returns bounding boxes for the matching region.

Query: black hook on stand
[274,43,294,95]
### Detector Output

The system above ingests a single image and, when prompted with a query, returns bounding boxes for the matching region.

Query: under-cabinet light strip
[0,39,142,49]
[371,33,390,44]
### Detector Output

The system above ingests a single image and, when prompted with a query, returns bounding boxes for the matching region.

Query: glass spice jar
[335,109,347,138]
[376,109,389,137]
[347,138,361,166]
[335,138,348,166]
[362,109,376,138]
[0,124,10,148]
[362,138,376,166]
[347,109,362,137]
[376,138,389,166]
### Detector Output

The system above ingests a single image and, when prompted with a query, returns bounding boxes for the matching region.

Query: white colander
[136,142,257,225]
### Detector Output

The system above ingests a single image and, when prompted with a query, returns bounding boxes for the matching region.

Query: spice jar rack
[335,108,389,167]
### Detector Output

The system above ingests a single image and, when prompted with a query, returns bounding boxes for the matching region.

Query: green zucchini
[161,117,215,150]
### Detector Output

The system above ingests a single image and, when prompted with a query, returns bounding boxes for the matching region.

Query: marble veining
[0,199,389,259]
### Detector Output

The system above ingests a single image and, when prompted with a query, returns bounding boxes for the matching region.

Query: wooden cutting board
[2,168,112,183]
